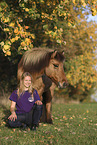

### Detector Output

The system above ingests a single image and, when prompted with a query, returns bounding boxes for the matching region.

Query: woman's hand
[8,101,17,121]
[8,111,17,121]
[35,100,42,105]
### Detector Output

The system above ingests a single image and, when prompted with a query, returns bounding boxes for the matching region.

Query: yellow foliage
[0,41,4,46]
[25,8,29,12]
[42,20,45,22]
[4,17,9,23]
[25,26,29,29]
[81,0,86,7]
[91,8,97,16]
[11,36,19,43]
[4,45,10,50]
[72,0,75,4]
[21,33,26,38]
[25,38,31,43]
[40,0,44,3]
[47,2,50,6]
[64,13,66,16]
[4,28,9,31]
[23,46,28,50]
[56,39,62,44]
[16,21,21,27]
[6,51,11,56]
[31,34,35,39]
[10,38,15,43]
[14,28,19,34]
[82,2,86,7]
[15,36,19,40]
[26,42,30,45]
[9,22,15,27]
[68,22,72,27]
[67,74,71,80]
[21,42,26,47]
[54,26,57,29]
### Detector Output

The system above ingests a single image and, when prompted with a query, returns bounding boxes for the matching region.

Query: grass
[0,101,97,145]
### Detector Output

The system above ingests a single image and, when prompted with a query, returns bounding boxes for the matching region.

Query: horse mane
[18,48,65,73]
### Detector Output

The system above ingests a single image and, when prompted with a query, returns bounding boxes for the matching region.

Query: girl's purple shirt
[9,89,40,113]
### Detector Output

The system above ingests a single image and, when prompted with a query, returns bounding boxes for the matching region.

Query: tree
[0,0,97,55]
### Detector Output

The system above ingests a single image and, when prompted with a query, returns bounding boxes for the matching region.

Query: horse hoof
[47,119,53,124]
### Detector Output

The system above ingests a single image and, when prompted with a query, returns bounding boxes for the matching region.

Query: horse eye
[53,64,59,68]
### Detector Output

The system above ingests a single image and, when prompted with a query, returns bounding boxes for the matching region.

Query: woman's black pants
[8,104,43,128]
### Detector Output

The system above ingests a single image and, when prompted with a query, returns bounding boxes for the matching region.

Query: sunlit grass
[0,102,97,145]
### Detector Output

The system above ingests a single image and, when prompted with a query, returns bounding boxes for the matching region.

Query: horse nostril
[58,82,68,88]
[63,82,66,88]
[63,82,68,88]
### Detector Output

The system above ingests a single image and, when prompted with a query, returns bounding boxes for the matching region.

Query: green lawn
[0,103,97,145]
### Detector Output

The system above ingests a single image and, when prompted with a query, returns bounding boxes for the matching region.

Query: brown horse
[17,48,68,123]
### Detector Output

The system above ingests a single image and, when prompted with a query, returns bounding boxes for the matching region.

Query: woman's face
[23,76,32,90]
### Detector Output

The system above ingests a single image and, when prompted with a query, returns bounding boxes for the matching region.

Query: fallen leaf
[13,129,15,132]
[43,124,47,126]
[48,135,54,138]
[5,137,9,140]
[72,132,76,134]
[55,117,58,119]
[60,119,63,121]
[63,116,67,120]
[70,117,73,119]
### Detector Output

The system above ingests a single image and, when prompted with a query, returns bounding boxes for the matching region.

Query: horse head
[45,50,68,88]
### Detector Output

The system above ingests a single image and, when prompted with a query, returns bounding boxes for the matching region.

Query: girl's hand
[8,101,17,121]
[35,100,42,105]
[8,112,17,121]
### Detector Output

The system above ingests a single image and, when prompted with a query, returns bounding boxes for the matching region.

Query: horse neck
[32,69,45,80]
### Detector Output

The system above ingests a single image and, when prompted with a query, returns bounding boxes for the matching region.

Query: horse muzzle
[58,82,68,89]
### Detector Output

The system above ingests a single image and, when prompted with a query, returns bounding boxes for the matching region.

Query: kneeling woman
[8,72,43,131]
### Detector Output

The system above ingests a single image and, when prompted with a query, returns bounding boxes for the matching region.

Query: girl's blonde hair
[17,72,34,98]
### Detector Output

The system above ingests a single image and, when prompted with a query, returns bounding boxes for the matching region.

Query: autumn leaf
[14,28,19,34]
[25,26,29,29]
[25,8,29,12]
[9,22,15,27]
[21,41,26,47]
[10,38,16,43]
[43,124,47,126]
[4,45,10,50]
[6,51,11,56]
[4,17,10,23]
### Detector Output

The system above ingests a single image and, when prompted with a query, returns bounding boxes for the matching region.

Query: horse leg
[46,101,52,124]
[41,89,53,124]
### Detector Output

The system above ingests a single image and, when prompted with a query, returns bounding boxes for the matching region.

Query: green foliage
[0,103,97,144]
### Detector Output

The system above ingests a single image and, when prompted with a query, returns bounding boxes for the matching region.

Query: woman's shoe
[21,124,27,130]
[30,125,36,131]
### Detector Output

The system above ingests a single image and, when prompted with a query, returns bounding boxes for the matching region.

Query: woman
[8,72,43,131]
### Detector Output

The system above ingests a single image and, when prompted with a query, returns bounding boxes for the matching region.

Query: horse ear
[51,50,57,58]
[62,50,64,55]
[62,50,66,61]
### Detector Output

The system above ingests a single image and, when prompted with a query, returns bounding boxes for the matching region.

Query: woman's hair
[17,72,34,97]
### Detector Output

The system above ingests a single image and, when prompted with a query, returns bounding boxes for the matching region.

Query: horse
[17,48,68,123]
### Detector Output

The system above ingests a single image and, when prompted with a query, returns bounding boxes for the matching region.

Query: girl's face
[23,76,32,90]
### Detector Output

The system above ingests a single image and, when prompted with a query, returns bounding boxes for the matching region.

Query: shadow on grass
[0,104,10,127]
